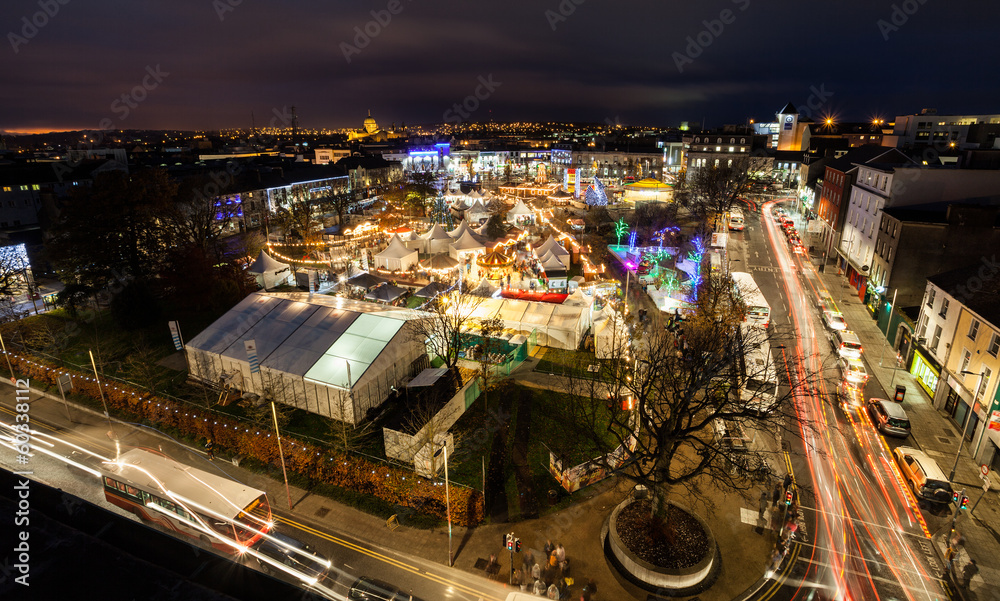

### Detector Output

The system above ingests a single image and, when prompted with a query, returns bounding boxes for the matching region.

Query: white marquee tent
[507,199,534,224]
[421,224,452,254]
[247,250,292,290]
[449,229,486,259]
[458,297,591,350]
[375,234,418,272]
[185,293,425,424]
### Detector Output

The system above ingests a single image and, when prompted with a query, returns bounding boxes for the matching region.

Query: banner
[167,321,183,351]
[989,409,1000,431]
[244,339,260,374]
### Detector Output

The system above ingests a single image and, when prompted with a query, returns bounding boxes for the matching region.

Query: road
[0,388,508,601]
[736,200,950,601]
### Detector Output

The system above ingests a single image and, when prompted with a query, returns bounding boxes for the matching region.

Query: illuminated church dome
[363,110,378,134]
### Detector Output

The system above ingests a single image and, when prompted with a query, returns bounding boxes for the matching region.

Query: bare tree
[684,155,769,226]
[588,272,810,517]
[408,289,484,369]
[475,316,505,414]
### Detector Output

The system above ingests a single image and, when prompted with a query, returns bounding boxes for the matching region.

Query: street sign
[984,477,991,493]
[981,464,990,478]
[57,373,72,394]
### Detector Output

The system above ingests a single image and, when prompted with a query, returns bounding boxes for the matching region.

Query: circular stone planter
[601,496,719,594]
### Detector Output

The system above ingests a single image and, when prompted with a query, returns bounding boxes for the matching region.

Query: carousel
[476,246,514,283]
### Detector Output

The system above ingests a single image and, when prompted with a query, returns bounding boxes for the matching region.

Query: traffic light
[961,495,970,510]
[506,533,515,551]
[953,491,961,504]
[514,538,521,553]
[502,533,509,549]
[785,490,793,506]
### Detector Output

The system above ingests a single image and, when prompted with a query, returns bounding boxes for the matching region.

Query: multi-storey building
[886,109,1000,152]
[839,164,1000,298]
[921,262,1000,470]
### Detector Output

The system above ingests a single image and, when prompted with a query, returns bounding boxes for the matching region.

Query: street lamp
[948,370,985,482]
[434,441,453,567]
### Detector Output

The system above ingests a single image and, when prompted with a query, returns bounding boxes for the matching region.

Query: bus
[739,325,779,415]
[101,448,273,554]
[731,272,770,328]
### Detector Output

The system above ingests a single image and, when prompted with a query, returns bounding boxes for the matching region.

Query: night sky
[3,0,999,133]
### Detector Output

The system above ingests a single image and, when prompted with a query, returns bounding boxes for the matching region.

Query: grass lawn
[534,347,604,380]
[447,382,626,521]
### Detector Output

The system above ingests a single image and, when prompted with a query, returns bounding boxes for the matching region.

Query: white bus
[740,325,779,415]
[731,272,770,328]
[101,448,273,554]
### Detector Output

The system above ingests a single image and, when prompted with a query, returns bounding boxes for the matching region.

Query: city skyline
[3,0,1000,133]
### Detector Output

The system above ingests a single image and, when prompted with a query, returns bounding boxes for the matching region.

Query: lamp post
[434,441,453,567]
[949,370,985,482]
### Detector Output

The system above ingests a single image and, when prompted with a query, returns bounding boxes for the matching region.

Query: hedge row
[11,353,484,526]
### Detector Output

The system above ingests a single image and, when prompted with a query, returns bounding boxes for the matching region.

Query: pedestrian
[546,583,559,600]
[759,489,769,519]
[523,549,535,570]
[205,438,215,461]
[544,540,554,559]
[555,543,566,564]
[533,579,546,596]
[783,473,792,491]
[583,579,597,601]
[772,483,782,508]
[769,547,783,572]
[961,560,979,588]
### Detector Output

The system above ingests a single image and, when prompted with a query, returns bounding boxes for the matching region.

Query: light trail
[759,199,944,601]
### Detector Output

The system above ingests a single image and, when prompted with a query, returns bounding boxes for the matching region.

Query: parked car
[894,446,953,505]
[251,531,332,586]
[867,398,911,438]
[831,329,863,359]
[822,311,848,331]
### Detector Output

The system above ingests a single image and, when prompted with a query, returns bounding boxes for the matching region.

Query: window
[989,333,1000,357]
[918,316,927,340]
[977,367,992,403]
[939,298,950,317]
[969,319,980,341]
[886,245,892,262]
[932,325,942,350]
[927,288,936,308]
[961,349,972,373]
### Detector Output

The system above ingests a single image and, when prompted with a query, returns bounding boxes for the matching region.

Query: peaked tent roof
[509,199,533,215]
[548,188,572,198]
[420,254,459,270]
[563,289,592,307]
[467,199,487,213]
[450,199,470,211]
[450,229,486,251]
[540,252,568,272]
[449,220,473,238]
[365,283,407,303]
[248,250,290,275]
[421,223,452,240]
[376,234,417,260]
[414,281,451,298]
[345,272,386,290]
[536,235,570,258]
[466,189,484,199]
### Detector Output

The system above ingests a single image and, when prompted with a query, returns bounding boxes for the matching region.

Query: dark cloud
[1,0,998,131]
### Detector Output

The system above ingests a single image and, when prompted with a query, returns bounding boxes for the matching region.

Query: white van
[728,210,745,231]
[831,330,863,360]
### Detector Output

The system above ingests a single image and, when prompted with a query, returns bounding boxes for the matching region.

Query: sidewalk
[10,371,778,601]
[812,253,1000,599]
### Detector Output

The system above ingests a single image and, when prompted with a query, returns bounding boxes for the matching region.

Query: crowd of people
[502,540,596,600]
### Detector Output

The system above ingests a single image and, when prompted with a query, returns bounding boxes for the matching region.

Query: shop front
[910,347,940,398]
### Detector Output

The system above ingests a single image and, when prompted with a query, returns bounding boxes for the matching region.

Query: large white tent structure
[534,235,571,269]
[451,297,590,350]
[374,234,418,272]
[247,250,292,290]
[185,293,425,424]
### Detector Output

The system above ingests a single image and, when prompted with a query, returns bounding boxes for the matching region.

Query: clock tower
[776,102,800,151]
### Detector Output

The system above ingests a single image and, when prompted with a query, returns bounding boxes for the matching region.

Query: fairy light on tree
[614,218,629,246]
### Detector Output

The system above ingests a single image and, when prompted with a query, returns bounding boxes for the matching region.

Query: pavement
[7,339,781,601]
[806,230,1000,600]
